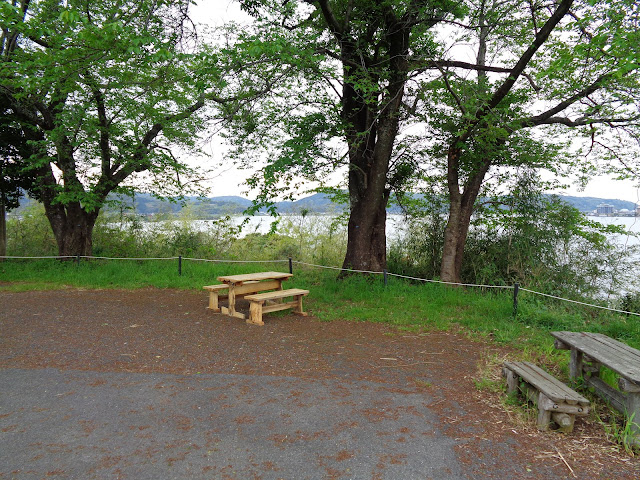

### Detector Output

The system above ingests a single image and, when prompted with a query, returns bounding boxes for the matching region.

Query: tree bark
[42,199,98,257]
[0,197,6,260]
[342,180,390,274]
[440,147,491,283]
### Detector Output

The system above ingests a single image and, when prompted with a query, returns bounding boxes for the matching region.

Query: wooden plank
[504,361,588,403]
[586,376,626,413]
[233,280,283,296]
[248,301,263,325]
[245,289,309,302]
[262,300,300,314]
[217,271,293,283]
[551,332,640,383]
[203,284,228,291]
[619,378,640,393]
[538,395,589,415]
[503,361,589,405]
[220,306,246,320]
[552,332,640,365]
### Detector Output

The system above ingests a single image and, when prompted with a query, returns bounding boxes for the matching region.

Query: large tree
[227,0,465,273]
[228,0,639,280]
[0,0,278,256]
[426,0,640,283]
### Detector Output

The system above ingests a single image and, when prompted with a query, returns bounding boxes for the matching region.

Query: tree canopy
[0,0,280,256]
[223,0,640,279]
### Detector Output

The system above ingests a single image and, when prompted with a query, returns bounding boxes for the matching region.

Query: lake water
[585,216,640,247]
[179,214,409,240]
[150,214,640,247]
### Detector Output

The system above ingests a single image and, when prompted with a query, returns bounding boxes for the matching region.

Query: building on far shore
[596,203,616,216]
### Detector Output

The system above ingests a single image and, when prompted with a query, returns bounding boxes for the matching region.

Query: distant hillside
[556,195,637,213]
[8,191,637,217]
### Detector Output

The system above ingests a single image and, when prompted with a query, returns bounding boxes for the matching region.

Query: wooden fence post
[513,283,520,318]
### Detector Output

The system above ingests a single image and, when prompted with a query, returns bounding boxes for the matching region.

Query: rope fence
[2,254,639,317]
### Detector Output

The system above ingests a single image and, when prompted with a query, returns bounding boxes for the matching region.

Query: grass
[2,257,638,353]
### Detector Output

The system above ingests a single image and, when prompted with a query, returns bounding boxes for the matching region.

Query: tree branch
[415,60,541,91]
[517,73,613,128]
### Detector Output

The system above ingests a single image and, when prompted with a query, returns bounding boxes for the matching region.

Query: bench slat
[503,361,589,406]
[551,332,640,383]
[245,289,309,302]
[262,301,300,314]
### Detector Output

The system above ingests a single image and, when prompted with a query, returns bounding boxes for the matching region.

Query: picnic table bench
[245,288,309,326]
[503,361,590,432]
[551,331,640,442]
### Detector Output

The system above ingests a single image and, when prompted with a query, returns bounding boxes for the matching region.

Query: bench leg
[293,295,308,316]
[248,301,264,326]
[552,412,575,433]
[503,368,519,395]
[536,392,552,431]
[208,291,221,312]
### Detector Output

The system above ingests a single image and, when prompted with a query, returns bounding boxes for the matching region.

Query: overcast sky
[191,1,640,203]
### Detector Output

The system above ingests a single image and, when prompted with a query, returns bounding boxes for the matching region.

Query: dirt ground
[1,288,638,479]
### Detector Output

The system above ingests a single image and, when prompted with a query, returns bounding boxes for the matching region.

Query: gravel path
[1,288,637,479]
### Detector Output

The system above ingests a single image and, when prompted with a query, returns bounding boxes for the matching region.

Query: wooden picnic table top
[551,331,640,384]
[217,271,293,284]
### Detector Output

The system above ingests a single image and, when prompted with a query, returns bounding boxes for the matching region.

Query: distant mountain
[275,193,344,213]
[555,195,637,213]
[8,190,638,218]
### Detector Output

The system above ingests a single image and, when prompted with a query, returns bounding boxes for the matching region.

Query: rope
[520,288,640,317]
[182,258,286,263]
[292,260,384,275]
[294,260,639,316]
[86,256,178,261]
[387,272,514,289]
[0,255,75,259]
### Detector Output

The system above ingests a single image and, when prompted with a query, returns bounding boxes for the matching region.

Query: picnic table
[551,331,640,442]
[216,271,293,320]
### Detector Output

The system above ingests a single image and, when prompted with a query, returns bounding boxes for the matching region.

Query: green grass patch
[3,258,637,356]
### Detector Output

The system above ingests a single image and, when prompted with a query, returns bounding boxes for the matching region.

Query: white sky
[190,1,640,204]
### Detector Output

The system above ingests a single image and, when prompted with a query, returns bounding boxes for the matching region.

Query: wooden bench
[551,331,640,443]
[503,361,590,432]
[203,280,263,312]
[244,288,309,326]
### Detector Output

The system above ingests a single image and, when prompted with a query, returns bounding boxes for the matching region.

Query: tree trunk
[441,194,475,284]
[440,147,491,283]
[342,184,389,274]
[339,102,399,276]
[0,197,6,260]
[42,199,98,257]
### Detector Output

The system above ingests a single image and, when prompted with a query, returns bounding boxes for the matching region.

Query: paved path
[2,368,464,479]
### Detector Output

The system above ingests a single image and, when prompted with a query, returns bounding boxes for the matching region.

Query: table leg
[228,285,236,316]
[220,283,246,319]
[570,348,583,380]
[625,393,640,443]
